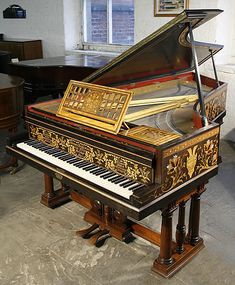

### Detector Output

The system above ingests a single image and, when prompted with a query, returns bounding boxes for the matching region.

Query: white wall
[0,0,66,57]
[135,0,223,61]
[63,0,82,51]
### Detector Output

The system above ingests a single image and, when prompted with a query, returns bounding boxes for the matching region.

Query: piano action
[6,9,227,277]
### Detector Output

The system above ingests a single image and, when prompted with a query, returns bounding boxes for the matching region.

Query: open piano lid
[84,9,223,86]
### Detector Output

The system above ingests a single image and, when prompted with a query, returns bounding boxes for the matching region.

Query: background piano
[7,9,227,278]
[0,51,11,74]
[0,73,24,171]
[9,54,115,104]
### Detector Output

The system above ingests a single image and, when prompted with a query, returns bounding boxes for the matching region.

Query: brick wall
[87,0,134,45]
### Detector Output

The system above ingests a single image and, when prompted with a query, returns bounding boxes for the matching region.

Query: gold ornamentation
[186,145,198,178]
[29,124,152,185]
[163,127,219,158]
[196,139,218,173]
[205,91,226,122]
[121,125,181,146]
[159,131,219,195]
[195,86,227,122]
[56,80,132,134]
[163,155,188,192]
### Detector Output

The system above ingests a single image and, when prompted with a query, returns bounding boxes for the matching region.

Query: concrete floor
[0,130,235,285]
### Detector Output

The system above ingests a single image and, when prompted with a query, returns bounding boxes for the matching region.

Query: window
[83,0,134,50]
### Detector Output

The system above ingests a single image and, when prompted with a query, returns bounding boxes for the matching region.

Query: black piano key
[108,175,122,182]
[35,143,48,148]
[119,180,134,187]
[25,141,37,146]
[73,161,86,167]
[101,172,116,179]
[70,158,83,164]
[129,184,144,191]
[73,161,90,167]
[92,169,107,175]
[81,163,93,169]
[71,159,83,165]
[41,148,54,153]
[56,154,69,159]
[122,181,137,188]
[53,151,67,157]
[37,145,50,151]
[83,165,98,171]
[66,158,78,164]
[26,140,42,146]
[119,180,131,186]
[55,152,69,157]
[60,155,74,161]
[90,167,104,173]
[45,148,60,154]
[111,176,127,184]
[88,165,100,174]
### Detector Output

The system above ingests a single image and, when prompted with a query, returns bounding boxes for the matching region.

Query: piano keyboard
[17,140,144,199]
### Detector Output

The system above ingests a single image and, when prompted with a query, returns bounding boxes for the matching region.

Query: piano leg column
[176,201,186,253]
[187,186,204,245]
[152,192,205,278]
[152,205,176,277]
[40,174,71,208]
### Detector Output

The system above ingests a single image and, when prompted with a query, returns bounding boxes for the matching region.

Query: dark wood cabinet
[0,38,43,60]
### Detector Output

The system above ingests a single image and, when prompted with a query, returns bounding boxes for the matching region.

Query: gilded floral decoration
[205,91,226,122]
[29,124,152,185]
[159,134,219,196]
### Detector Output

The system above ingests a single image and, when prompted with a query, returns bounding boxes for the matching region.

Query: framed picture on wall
[154,0,189,17]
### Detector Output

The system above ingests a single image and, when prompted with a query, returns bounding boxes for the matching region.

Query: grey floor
[0,130,235,285]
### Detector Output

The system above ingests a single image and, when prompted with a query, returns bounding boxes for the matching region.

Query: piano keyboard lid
[83,9,223,87]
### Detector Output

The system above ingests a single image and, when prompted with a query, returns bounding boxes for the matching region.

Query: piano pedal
[88,229,110,247]
[76,223,99,239]
[123,232,135,244]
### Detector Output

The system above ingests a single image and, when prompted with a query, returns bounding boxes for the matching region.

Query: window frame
[82,0,134,52]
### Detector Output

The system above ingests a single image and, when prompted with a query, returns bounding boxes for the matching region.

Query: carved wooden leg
[187,193,201,246]
[152,197,205,278]
[176,201,186,253]
[152,206,176,277]
[40,174,71,208]
[44,174,55,198]
[157,207,175,265]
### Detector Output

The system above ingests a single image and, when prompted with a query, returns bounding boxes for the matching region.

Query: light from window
[84,0,134,45]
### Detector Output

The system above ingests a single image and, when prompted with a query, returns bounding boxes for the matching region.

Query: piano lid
[84,9,223,87]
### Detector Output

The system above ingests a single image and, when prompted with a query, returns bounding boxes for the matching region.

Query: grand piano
[9,54,114,104]
[6,10,227,278]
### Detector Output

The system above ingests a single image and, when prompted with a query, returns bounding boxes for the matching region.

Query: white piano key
[17,141,143,199]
